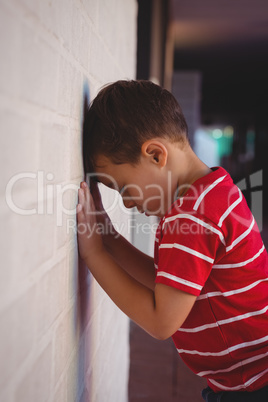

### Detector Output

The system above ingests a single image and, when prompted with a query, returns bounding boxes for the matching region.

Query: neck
[175,144,212,197]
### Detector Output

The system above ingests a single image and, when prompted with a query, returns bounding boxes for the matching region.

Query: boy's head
[83,79,189,173]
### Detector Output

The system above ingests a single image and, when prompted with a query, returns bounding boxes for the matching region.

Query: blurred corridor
[129,1,268,400]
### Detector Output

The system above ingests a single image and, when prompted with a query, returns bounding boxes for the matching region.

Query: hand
[76,181,104,263]
[90,179,119,241]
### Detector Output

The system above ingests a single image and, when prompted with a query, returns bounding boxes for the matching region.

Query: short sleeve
[155,212,224,296]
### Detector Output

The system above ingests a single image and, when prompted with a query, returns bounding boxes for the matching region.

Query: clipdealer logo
[5,171,79,226]
[5,169,264,232]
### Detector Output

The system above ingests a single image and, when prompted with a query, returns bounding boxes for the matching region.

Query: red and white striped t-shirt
[154,167,268,392]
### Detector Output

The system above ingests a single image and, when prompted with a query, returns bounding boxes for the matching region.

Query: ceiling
[170,0,268,124]
[171,0,268,49]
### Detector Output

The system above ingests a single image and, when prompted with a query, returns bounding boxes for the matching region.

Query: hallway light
[212,128,222,139]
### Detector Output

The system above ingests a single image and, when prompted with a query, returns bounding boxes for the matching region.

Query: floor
[128,220,268,402]
[128,321,207,402]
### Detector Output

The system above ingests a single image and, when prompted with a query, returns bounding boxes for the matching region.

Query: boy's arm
[103,233,156,290]
[77,182,196,340]
[90,180,156,290]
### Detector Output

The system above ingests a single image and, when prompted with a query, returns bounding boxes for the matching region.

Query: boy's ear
[141,140,168,168]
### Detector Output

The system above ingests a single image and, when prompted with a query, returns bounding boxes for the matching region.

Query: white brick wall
[0,1,137,401]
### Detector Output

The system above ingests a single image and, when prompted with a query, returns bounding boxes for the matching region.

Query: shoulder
[191,167,243,224]
[165,167,239,223]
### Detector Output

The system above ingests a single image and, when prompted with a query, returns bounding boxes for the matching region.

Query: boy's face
[94,149,178,218]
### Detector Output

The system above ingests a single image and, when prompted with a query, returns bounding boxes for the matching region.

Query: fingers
[78,182,89,203]
[78,185,85,205]
[77,182,96,217]
[77,187,85,220]
[81,181,91,214]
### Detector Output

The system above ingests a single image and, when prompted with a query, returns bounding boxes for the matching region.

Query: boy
[77,80,268,401]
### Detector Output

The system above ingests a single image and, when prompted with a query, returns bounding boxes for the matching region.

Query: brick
[39,122,69,183]
[51,375,67,402]
[15,0,40,19]
[53,295,91,389]
[16,342,53,402]
[66,349,81,402]
[8,211,55,279]
[18,23,59,110]
[56,212,75,250]
[27,0,74,52]
[53,311,72,386]
[81,0,99,26]
[0,285,36,391]
[0,204,17,302]
[36,260,67,339]
[0,107,39,196]
[68,247,88,300]
[57,57,74,117]
[69,127,84,181]
[98,3,118,56]
[71,5,91,71]
[0,386,13,402]
[1,196,55,285]
[55,181,80,248]
[0,2,20,97]
[89,31,105,82]
[56,0,74,51]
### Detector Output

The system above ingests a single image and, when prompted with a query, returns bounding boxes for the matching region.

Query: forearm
[103,228,156,290]
[77,181,196,341]
[84,248,196,340]
[89,181,156,289]
[85,248,160,338]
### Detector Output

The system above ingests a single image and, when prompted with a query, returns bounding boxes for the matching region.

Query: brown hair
[83,80,188,173]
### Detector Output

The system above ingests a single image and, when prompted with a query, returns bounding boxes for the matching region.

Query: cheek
[143,186,165,212]
[124,186,144,204]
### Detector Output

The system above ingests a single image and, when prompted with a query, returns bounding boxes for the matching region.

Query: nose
[123,198,136,209]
